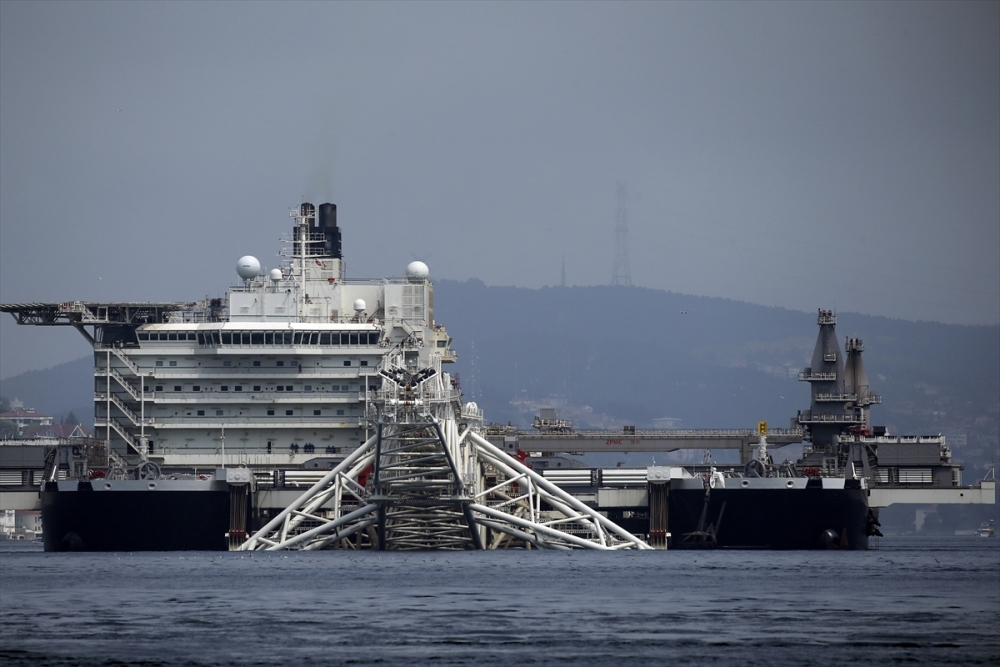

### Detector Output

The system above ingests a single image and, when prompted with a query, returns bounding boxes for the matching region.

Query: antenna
[611,182,632,286]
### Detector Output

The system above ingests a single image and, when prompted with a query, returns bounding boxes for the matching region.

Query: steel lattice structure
[241,353,650,552]
[611,182,632,287]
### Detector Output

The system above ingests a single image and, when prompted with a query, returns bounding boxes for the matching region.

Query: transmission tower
[611,183,632,286]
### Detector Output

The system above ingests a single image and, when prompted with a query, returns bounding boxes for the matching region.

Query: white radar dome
[406,261,430,281]
[237,256,261,280]
[269,268,283,282]
[354,299,367,312]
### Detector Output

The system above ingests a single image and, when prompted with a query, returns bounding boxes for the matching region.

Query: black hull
[669,487,871,550]
[41,487,232,552]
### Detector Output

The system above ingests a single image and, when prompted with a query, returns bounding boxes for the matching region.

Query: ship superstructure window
[267,410,275,416]
[156,361,163,367]
[344,361,351,366]
[193,386,200,392]
[253,361,261,367]
[173,386,181,392]
[286,410,293,416]
[169,361,177,367]
[305,385,312,392]
[142,332,203,341]
[197,410,205,416]
[216,410,223,416]
[221,385,228,391]
[313,410,321,416]
[213,330,377,347]
[277,386,284,392]
[277,361,284,367]
[285,385,293,391]
[235,386,243,392]
[155,385,163,392]
[253,385,261,391]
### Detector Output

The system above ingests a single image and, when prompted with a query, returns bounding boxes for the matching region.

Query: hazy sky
[1,1,998,378]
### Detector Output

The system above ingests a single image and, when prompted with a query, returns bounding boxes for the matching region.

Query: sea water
[1,536,997,666]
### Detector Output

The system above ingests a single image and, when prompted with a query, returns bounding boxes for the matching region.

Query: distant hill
[434,279,999,475]
[0,356,93,426]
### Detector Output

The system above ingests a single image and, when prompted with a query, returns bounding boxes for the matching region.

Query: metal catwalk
[241,355,650,551]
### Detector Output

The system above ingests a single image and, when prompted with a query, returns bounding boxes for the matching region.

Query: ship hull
[41,481,233,552]
[668,486,871,550]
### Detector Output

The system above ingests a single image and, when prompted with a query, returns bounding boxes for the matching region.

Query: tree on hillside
[0,419,18,439]
[0,396,10,413]
[63,412,79,426]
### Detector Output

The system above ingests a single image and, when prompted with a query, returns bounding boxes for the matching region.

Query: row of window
[151,359,367,368]
[143,443,350,455]
[138,331,380,346]
[143,384,375,392]
[183,409,347,417]
[287,444,330,454]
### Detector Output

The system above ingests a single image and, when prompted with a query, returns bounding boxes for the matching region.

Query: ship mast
[289,203,316,316]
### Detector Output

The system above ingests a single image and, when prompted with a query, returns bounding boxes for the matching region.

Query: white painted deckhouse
[88,202,455,468]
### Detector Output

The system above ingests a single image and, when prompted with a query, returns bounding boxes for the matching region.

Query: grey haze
[1,1,998,378]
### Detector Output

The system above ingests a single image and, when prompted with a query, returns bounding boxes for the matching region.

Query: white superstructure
[92,202,456,469]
